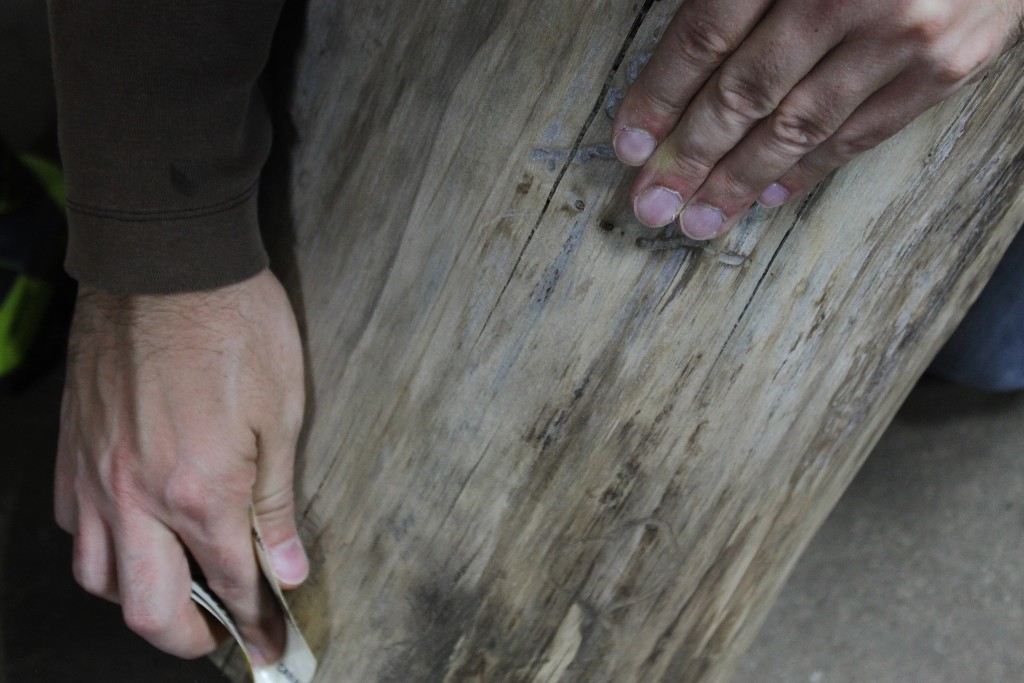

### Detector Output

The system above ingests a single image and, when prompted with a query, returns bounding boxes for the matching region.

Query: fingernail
[613,127,657,166]
[268,537,309,586]
[633,186,683,227]
[758,182,789,208]
[680,204,725,240]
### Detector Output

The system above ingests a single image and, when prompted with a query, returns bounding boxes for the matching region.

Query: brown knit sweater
[48,0,286,294]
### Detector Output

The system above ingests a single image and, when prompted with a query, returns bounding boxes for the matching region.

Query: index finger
[612,0,773,166]
[182,511,287,665]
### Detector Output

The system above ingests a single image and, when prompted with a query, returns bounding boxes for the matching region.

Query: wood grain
[231,1,1024,680]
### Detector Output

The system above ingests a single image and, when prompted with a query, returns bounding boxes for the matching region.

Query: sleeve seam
[65,181,258,223]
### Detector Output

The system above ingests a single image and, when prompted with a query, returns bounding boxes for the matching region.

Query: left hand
[613,0,1024,240]
[55,269,308,663]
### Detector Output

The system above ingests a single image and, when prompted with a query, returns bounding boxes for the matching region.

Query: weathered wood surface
[229,1,1024,681]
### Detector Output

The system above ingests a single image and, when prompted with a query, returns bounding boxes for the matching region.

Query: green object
[18,153,66,211]
[0,143,68,387]
[0,274,52,378]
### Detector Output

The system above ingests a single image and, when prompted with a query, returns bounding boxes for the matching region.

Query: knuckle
[891,0,997,84]
[714,71,777,123]
[667,14,733,67]
[663,149,715,188]
[895,0,955,44]
[163,472,215,521]
[632,80,683,121]
[830,131,881,160]
[123,603,171,641]
[712,168,758,201]
[926,47,986,85]
[768,105,834,154]
[206,573,251,604]
[255,484,297,526]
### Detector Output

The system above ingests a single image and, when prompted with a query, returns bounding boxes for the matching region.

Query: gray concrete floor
[2,366,1021,682]
[735,380,1024,683]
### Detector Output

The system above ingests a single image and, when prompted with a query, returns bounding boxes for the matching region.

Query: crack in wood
[530,144,617,172]
[699,186,824,381]
[475,0,659,344]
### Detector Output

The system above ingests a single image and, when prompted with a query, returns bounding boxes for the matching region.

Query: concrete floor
[734,380,1024,683]
[2,366,1021,682]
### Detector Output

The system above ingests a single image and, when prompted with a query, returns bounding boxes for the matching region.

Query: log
[227,1,1024,680]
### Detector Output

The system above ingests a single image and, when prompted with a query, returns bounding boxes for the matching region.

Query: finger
[677,41,906,239]
[765,72,959,205]
[612,0,774,166]
[253,426,309,589]
[114,514,219,659]
[184,509,286,666]
[54,389,78,533]
[72,507,119,603]
[629,3,842,226]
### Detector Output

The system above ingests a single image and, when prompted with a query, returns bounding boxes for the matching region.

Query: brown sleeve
[48,0,286,294]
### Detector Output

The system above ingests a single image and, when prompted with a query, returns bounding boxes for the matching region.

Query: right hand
[55,268,309,663]
[613,0,1024,239]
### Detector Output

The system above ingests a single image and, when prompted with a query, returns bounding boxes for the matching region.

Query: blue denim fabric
[929,227,1024,392]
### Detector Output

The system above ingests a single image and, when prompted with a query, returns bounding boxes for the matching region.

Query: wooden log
[230,1,1024,680]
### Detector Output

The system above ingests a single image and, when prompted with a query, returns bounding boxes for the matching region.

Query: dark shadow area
[0,0,57,155]
[896,375,1024,425]
[0,367,228,681]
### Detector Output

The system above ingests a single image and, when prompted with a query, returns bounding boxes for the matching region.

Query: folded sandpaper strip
[190,512,317,683]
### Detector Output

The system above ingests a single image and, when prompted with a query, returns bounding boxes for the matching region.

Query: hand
[55,269,309,663]
[613,0,1024,239]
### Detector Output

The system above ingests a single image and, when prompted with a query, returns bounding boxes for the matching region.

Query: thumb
[253,436,309,589]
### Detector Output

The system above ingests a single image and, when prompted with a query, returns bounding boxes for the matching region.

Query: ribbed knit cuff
[64,182,268,294]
